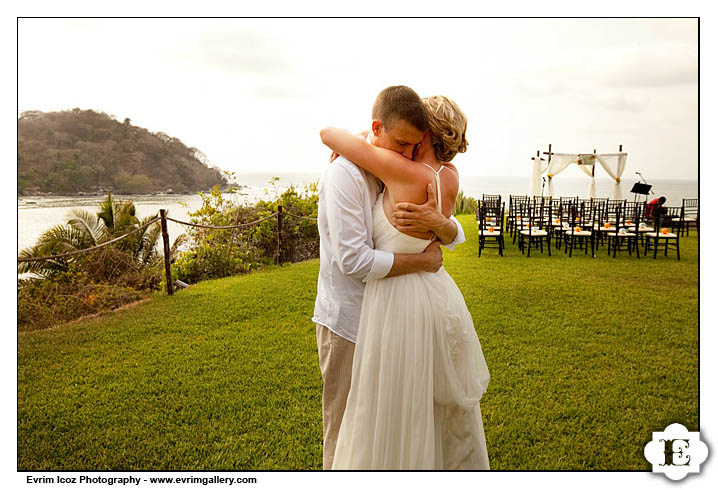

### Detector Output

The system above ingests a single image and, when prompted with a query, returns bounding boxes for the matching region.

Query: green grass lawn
[17,216,698,470]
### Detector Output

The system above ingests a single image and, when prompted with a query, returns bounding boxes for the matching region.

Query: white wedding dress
[331,165,491,470]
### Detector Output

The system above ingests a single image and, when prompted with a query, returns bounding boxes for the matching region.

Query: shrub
[174,180,319,283]
[453,189,478,215]
[254,179,319,264]
[17,269,148,332]
[79,247,163,291]
[17,194,170,330]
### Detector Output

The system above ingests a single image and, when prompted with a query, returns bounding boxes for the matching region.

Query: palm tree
[18,192,186,278]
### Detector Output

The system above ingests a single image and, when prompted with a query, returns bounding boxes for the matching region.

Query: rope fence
[18,206,318,296]
[164,212,279,229]
[282,211,318,222]
[17,216,163,263]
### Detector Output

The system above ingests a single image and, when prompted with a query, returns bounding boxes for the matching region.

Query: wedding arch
[530,144,627,200]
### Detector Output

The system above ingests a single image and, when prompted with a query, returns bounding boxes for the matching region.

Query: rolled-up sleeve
[442,215,466,251]
[324,165,394,282]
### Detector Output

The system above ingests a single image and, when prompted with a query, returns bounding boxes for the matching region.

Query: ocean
[17,173,698,255]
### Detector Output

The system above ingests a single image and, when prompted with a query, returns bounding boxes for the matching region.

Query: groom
[312,85,466,470]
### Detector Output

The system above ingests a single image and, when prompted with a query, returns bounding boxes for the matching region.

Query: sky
[17,18,698,182]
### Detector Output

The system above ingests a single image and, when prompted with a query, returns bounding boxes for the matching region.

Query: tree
[18,192,186,278]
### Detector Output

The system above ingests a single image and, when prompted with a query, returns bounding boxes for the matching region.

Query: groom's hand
[386,239,442,277]
[392,183,458,244]
[422,240,443,273]
[391,183,441,234]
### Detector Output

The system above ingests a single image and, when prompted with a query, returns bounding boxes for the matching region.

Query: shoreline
[16,176,698,199]
[17,187,245,199]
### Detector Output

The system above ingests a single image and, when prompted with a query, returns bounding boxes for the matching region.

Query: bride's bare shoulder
[442,161,459,176]
[441,163,459,192]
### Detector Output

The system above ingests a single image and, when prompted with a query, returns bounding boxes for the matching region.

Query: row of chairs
[516,199,677,259]
[477,194,505,257]
[476,195,697,260]
[675,198,699,236]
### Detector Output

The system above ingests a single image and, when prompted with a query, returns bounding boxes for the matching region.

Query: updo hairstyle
[422,95,468,162]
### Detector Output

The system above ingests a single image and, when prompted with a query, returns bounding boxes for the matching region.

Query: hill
[18,109,228,195]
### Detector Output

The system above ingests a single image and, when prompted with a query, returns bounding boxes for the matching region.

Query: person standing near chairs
[644,196,666,222]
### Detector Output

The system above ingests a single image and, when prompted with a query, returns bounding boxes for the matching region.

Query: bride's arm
[320,126,463,246]
[320,127,412,183]
[328,129,370,162]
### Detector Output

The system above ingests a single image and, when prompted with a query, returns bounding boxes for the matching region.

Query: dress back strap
[419,163,445,214]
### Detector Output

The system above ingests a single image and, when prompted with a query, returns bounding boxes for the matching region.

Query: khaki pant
[315,323,355,470]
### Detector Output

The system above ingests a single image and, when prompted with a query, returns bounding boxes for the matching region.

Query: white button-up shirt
[312,155,466,343]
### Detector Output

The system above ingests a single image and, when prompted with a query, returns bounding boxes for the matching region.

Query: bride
[319,95,490,470]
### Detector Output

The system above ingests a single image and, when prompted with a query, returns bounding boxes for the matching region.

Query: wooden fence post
[276,205,283,265]
[160,209,174,296]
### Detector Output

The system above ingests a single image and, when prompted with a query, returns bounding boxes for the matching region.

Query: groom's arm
[386,241,442,277]
[324,164,442,282]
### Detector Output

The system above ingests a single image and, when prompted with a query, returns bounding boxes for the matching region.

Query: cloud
[594,42,697,88]
[161,23,314,101]
[253,82,309,100]
[173,28,290,75]
[592,91,649,112]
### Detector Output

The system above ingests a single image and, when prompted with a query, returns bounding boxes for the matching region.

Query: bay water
[17,173,698,255]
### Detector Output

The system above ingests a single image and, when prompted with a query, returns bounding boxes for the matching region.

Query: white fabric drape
[530,157,549,196]
[545,154,577,197]
[595,153,628,200]
[533,151,627,199]
[577,155,596,198]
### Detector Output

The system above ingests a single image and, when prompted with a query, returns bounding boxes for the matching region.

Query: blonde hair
[423,95,468,162]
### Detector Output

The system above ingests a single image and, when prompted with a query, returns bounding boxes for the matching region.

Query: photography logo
[644,423,709,481]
